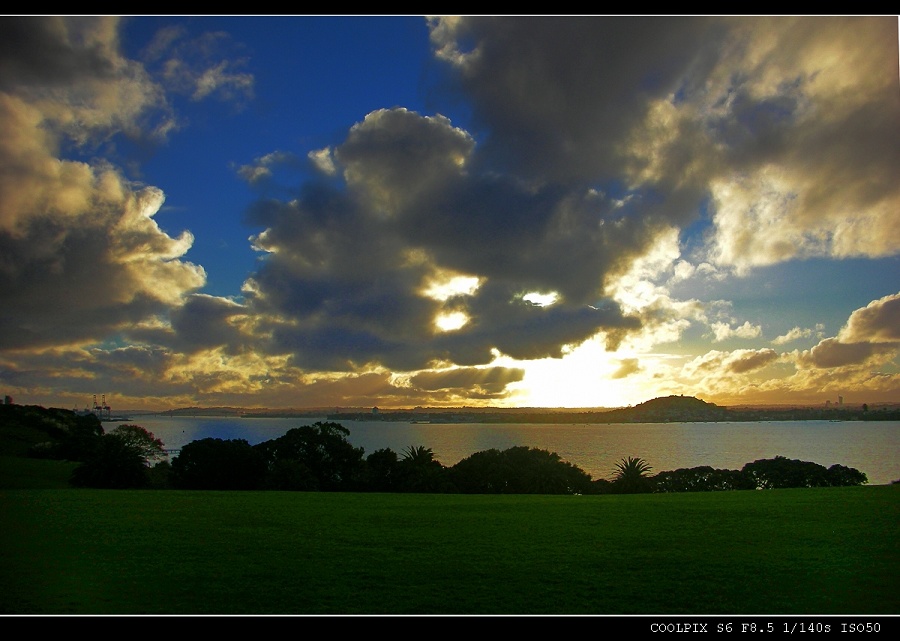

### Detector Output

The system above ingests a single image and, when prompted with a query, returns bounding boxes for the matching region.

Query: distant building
[3,395,12,405]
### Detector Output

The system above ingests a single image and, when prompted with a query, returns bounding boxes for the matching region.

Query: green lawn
[1,481,897,615]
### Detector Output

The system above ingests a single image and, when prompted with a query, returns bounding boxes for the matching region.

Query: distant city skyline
[1,16,899,411]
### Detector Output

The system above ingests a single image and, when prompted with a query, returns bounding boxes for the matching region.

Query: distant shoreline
[123,395,900,424]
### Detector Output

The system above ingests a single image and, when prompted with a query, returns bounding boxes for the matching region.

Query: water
[125,416,900,486]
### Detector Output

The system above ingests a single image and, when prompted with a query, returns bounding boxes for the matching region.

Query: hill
[0,403,103,457]
[590,395,732,422]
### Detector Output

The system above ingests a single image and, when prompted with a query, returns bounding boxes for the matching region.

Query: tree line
[8,406,868,493]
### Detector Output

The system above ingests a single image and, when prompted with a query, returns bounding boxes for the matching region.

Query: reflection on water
[130,416,900,486]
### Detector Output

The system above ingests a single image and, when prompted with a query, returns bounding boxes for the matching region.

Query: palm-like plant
[397,445,449,492]
[612,456,654,494]
[401,445,435,465]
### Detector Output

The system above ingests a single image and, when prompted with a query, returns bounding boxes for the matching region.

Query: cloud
[428,16,719,195]
[236,150,302,185]
[3,17,899,410]
[710,320,762,342]
[241,106,650,375]
[308,148,337,176]
[837,292,900,344]
[696,18,900,272]
[683,348,779,377]
[0,17,207,351]
[428,17,900,276]
[0,16,176,146]
[409,366,525,398]
[611,358,641,379]
[772,325,820,345]
[794,293,900,369]
[799,338,884,369]
[143,25,254,106]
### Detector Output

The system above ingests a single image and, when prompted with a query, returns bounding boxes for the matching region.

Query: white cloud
[711,321,762,342]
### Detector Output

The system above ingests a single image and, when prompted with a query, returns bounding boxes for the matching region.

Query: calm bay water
[126,416,900,486]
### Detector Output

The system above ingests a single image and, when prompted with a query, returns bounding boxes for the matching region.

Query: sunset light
[0,15,898,412]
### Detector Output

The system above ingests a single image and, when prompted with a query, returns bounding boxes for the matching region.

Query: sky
[1,15,899,412]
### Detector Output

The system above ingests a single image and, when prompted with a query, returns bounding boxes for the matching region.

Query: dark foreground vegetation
[2,403,897,615]
[0,402,875,493]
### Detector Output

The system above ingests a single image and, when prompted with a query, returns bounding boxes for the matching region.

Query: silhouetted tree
[395,445,454,493]
[70,434,149,489]
[824,464,868,487]
[449,448,509,493]
[107,424,166,464]
[253,422,365,491]
[449,446,593,495]
[69,423,170,489]
[589,477,615,494]
[741,456,833,489]
[611,456,654,494]
[171,438,267,490]
[500,446,593,494]
[146,460,174,489]
[652,465,754,492]
[362,448,401,492]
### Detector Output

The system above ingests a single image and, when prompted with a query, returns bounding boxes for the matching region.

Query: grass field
[1,455,897,616]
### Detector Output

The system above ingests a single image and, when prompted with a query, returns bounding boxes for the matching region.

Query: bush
[70,435,149,489]
[450,446,592,495]
[171,438,267,490]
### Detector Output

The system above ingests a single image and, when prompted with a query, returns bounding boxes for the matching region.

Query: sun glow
[521,291,559,306]
[497,337,665,409]
[422,271,482,301]
[434,310,469,332]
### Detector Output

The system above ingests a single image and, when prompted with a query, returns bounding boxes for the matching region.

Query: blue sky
[1,16,899,411]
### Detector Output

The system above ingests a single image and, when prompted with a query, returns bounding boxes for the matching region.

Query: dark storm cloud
[429,16,900,269]
[335,109,670,303]
[431,283,639,365]
[0,16,208,355]
[125,294,250,355]
[5,16,899,409]
[0,16,121,88]
[427,16,721,190]
[0,204,200,350]
[409,365,524,393]
[241,107,646,372]
[167,295,248,352]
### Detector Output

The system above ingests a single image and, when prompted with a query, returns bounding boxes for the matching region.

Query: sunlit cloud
[794,294,900,369]
[710,321,763,342]
[434,311,469,332]
[521,291,559,307]
[308,147,337,176]
[772,325,824,345]
[421,271,482,301]
[236,151,300,185]
[611,357,641,379]
[2,16,898,410]
[837,292,900,344]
